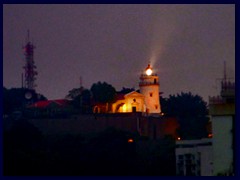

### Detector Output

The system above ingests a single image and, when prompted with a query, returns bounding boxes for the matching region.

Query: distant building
[175,138,213,176]
[26,99,72,118]
[24,64,179,140]
[112,91,145,113]
[209,80,235,175]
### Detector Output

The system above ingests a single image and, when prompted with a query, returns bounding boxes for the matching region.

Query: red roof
[29,99,69,108]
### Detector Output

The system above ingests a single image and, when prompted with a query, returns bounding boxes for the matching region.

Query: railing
[209,96,225,104]
[221,81,235,91]
[139,81,159,86]
[140,73,158,77]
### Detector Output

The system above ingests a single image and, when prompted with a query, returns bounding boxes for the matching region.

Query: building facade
[209,80,235,175]
[112,91,145,113]
[175,138,213,176]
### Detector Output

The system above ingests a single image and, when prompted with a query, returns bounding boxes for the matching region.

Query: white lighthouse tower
[139,64,161,114]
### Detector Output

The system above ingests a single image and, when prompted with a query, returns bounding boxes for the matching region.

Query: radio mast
[23,30,37,90]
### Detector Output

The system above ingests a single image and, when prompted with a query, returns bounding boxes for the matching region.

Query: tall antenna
[23,30,38,90]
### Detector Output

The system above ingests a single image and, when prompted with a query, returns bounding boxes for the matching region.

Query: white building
[175,138,213,176]
[209,80,235,176]
[139,64,161,114]
[112,91,145,113]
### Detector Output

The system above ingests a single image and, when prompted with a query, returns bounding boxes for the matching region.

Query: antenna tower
[23,30,37,90]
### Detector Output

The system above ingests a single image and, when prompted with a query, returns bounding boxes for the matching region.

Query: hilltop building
[112,91,145,113]
[26,99,72,118]
[109,64,161,115]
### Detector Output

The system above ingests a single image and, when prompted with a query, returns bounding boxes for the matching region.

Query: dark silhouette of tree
[152,135,176,175]
[3,118,44,175]
[4,121,177,176]
[44,133,86,175]
[161,92,209,140]
[90,81,116,103]
[67,88,92,114]
[65,87,83,100]
[119,87,135,94]
[3,87,47,115]
[78,89,92,113]
[83,127,137,175]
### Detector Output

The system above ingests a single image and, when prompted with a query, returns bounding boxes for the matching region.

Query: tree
[73,89,92,114]
[65,87,83,100]
[3,87,47,115]
[84,127,137,175]
[3,118,44,175]
[119,87,135,94]
[90,81,116,103]
[161,92,209,140]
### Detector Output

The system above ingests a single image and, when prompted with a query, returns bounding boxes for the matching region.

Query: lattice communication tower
[23,30,37,90]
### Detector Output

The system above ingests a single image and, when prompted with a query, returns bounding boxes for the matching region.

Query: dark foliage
[119,87,135,94]
[161,92,209,139]
[3,118,45,175]
[90,81,116,103]
[69,89,92,114]
[137,135,176,175]
[3,87,47,115]
[3,121,176,176]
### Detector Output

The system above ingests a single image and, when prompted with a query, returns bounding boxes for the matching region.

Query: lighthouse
[139,64,161,114]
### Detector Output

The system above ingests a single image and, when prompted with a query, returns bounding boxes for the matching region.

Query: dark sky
[3,4,235,102]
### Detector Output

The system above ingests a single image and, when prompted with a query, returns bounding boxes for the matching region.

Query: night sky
[3,4,235,102]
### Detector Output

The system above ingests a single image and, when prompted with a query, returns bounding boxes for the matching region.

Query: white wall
[198,145,213,176]
[211,115,233,175]
[175,139,213,176]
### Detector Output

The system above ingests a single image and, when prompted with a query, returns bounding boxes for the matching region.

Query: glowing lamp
[208,134,213,138]
[128,138,134,143]
[177,137,181,141]
[145,64,152,76]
